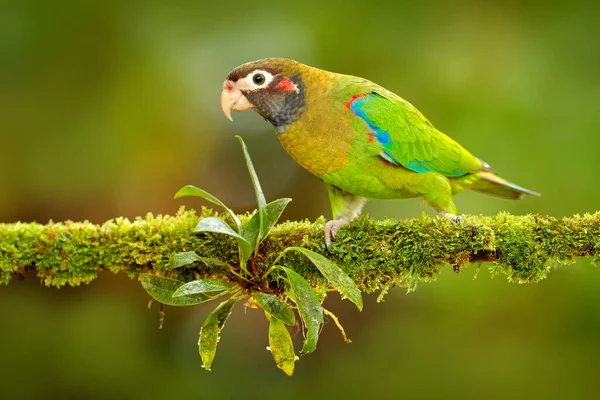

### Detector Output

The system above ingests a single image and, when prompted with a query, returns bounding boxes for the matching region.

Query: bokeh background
[2,0,600,398]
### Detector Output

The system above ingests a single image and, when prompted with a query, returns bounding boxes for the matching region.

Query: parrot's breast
[277,119,352,177]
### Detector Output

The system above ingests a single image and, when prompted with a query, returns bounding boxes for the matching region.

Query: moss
[1,207,599,291]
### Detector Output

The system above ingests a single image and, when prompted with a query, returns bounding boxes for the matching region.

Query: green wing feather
[345,83,484,177]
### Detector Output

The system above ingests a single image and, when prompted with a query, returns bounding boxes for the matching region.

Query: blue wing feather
[348,93,470,177]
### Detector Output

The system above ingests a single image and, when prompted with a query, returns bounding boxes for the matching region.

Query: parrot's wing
[346,90,484,176]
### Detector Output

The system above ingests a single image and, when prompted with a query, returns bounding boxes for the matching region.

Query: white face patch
[236,69,276,92]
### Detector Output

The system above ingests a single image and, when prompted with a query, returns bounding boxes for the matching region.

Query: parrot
[220,58,540,248]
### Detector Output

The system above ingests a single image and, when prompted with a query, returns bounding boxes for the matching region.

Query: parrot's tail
[468,172,541,200]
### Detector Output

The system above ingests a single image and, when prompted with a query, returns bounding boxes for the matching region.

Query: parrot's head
[220,58,306,131]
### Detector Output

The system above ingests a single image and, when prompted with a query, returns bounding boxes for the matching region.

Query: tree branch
[1,207,599,293]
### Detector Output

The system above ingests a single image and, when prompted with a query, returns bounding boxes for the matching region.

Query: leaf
[236,136,267,245]
[195,217,252,256]
[170,251,201,269]
[267,313,296,376]
[286,247,363,311]
[195,217,252,258]
[196,257,231,269]
[173,279,231,297]
[240,198,292,263]
[174,185,242,232]
[139,274,212,306]
[280,266,323,354]
[259,197,292,241]
[253,292,295,325]
[170,252,230,271]
[199,297,238,371]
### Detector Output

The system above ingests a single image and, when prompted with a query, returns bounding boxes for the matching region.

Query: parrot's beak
[220,80,254,121]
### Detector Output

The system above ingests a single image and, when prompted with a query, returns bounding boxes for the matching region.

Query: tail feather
[468,172,541,200]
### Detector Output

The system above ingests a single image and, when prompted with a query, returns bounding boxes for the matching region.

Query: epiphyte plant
[140,136,362,376]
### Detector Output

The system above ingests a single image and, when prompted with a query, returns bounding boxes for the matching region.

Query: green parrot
[220,58,539,248]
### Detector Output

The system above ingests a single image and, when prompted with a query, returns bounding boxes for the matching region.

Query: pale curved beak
[220,80,254,121]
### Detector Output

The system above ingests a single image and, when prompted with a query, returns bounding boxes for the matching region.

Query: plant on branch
[140,136,362,376]
[2,142,599,376]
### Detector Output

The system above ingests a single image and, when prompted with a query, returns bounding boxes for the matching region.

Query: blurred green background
[2,0,600,398]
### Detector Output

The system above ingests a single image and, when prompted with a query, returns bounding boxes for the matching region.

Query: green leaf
[196,257,231,269]
[253,292,295,325]
[199,297,238,371]
[286,247,363,311]
[195,217,251,254]
[267,313,296,376]
[173,279,231,297]
[240,198,292,263]
[236,136,267,245]
[174,185,242,232]
[194,217,252,260]
[280,266,323,354]
[140,274,212,306]
[239,222,258,265]
[169,252,230,271]
[170,251,201,269]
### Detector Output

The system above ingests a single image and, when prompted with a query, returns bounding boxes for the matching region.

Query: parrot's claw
[324,219,348,250]
[439,212,461,223]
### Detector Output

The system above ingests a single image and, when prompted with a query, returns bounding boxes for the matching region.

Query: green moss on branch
[1,207,599,292]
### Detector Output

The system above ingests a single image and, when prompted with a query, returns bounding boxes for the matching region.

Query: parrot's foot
[324,219,348,250]
[439,212,461,223]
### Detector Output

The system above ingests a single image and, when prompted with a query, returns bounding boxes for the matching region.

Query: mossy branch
[1,207,599,292]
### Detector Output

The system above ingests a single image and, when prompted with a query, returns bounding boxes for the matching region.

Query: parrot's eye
[241,70,273,90]
[252,74,265,85]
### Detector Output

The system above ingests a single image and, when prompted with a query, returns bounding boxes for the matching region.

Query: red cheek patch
[275,79,296,92]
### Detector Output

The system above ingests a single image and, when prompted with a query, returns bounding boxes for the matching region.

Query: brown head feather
[225,58,307,131]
